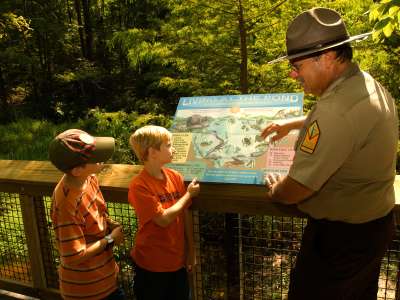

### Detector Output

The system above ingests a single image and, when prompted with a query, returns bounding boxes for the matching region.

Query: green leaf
[372,29,382,40]
[388,5,400,16]
[382,22,394,37]
[369,6,380,21]
[377,3,390,15]
[374,18,391,31]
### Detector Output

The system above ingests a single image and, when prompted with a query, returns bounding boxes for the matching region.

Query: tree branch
[245,0,288,25]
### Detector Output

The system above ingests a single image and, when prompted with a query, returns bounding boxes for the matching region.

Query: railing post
[192,210,202,300]
[225,213,240,300]
[20,194,48,296]
[395,211,400,300]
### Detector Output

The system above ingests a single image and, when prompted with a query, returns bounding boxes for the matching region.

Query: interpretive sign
[168,93,303,185]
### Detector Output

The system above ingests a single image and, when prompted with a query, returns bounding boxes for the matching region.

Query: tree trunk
[74,0,86,58]
[81,0,94,60]
[238,0,248,94]
[94,0,106,63]
[0,66,8,115]
[65,0,73,24]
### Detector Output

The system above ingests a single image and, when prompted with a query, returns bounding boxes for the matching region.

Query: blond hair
[129,125,172,162]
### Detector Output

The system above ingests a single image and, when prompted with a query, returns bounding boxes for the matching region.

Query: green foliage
[82,108,172,164]
[0,0,399,170]
[369,0,400,42]
[1,0,399,125]
[367,0,400,103]
[0,111,172,164]
[0,12,31,41]
[0,11,33,122]
[0,194,29,261]
[0,119,74,160]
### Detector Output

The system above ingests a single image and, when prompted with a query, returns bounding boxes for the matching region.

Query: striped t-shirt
[51,174,119,299]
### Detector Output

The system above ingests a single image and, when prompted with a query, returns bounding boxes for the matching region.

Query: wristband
[104,234,114,250]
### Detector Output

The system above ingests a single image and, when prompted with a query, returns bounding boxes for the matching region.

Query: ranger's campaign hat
[49,129,115,172]
[268,7,371,64]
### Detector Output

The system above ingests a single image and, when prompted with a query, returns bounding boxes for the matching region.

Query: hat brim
[268,32,371,64]
[86,137,115,164]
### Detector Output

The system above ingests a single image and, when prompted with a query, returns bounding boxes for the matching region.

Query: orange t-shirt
[51,175,119,300]
[128,167,188,272]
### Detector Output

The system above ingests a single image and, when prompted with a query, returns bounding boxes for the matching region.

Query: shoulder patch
[300,120,320,154]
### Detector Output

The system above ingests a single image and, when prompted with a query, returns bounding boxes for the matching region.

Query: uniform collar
[320,62,360,100]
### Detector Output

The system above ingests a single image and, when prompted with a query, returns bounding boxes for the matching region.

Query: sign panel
[168,93,303,185]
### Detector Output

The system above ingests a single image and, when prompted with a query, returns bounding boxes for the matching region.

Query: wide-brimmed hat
[49,129,115,172]
[268,7,371,64]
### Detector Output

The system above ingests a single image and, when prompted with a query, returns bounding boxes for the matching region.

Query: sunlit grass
[0,111,172,164]
[0,119,77,161]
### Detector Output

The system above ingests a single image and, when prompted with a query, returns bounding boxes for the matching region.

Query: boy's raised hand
[187,178,200,198]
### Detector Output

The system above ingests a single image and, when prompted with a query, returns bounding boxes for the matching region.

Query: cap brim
[268,32,372,64]
[86,137,115,164]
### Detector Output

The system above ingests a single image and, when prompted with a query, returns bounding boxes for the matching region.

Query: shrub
[0,110,173,164]
[81,108,172,164]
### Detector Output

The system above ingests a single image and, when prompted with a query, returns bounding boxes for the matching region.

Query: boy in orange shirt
[49,129,125,300]
[128,125,200,300]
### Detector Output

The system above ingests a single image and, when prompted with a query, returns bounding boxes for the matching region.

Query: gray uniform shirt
[289,63,398,223]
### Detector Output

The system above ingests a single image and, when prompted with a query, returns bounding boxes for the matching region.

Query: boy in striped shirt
[49,129,125,300]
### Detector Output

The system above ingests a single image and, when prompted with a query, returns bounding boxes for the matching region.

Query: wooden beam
[0,279,37,298]
[0,160,399,215]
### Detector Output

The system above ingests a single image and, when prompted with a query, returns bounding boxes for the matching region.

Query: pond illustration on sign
[169,93,303,184]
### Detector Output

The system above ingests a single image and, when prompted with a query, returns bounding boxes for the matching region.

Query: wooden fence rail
[0,160,399,299]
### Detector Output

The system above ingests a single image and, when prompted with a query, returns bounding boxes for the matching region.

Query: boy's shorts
[133,264,190,300]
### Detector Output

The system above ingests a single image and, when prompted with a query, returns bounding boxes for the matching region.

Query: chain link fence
[1,193,399,299]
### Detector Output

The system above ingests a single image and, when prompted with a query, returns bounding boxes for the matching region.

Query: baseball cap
[49,129,115,172]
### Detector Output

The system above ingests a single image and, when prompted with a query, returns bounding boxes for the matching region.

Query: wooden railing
[0,160,399,299]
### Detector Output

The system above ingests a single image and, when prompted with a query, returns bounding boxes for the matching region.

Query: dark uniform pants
[288,211,395,300]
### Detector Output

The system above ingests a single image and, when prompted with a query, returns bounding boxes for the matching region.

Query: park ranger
[262,7,398,300]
